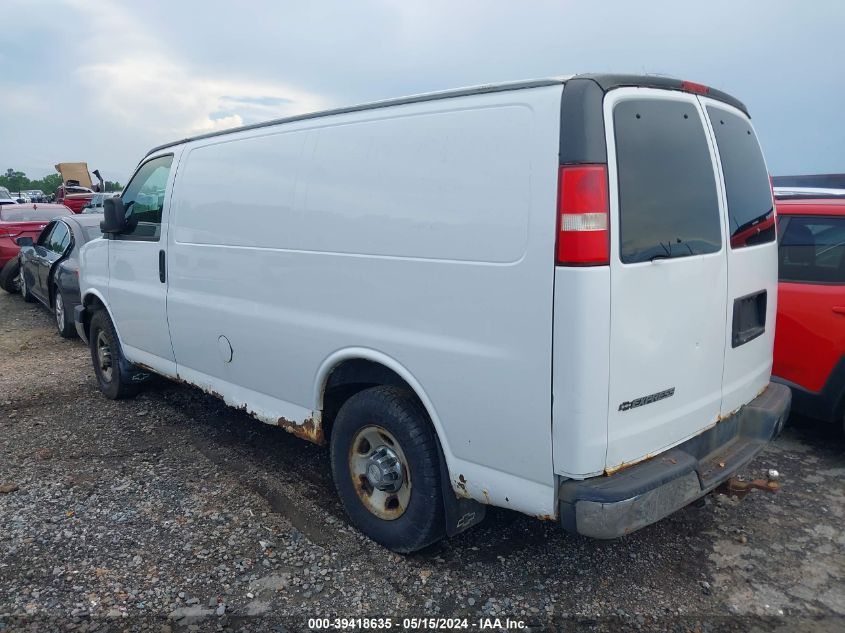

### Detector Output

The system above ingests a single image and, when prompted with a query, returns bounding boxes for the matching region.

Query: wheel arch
[314,349,454,465]
[80,290,122,345]
[315,348,486,537]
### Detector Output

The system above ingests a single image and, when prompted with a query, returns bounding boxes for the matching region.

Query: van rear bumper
[558,382,791,539]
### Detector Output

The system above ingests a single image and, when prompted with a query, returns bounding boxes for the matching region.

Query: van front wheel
[330,386,445,553]
[89,310,140,400]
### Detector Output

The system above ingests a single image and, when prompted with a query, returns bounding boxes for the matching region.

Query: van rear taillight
[556,165,609,266]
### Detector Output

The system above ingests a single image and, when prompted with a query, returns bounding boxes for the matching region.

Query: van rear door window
[614,99,722,264]
[706,107,775,248]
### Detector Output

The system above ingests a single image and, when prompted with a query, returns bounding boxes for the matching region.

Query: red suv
[773,192,845,430]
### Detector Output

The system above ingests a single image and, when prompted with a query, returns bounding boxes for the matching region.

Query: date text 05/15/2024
[308,617,527,630]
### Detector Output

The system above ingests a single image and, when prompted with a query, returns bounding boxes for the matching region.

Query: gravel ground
[1,289,844,633]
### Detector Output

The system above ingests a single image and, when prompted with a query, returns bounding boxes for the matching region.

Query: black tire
[18,263,34,302]
[53,285,76,339]
[330,386,445,553]
[0,258,20,294]
[88,309,140,399]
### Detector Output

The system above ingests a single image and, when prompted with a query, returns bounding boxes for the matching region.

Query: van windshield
[614,99,722,263]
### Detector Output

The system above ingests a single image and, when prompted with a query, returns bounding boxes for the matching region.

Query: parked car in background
[0,204,72,278]
[54,162,107,213]
[77,74,790,552]
[0,187,18,206]
[13,215,104,337]
[772,194,845,431]
[81,192,116,214]
[55,185,94,213]
[26,190,47,203]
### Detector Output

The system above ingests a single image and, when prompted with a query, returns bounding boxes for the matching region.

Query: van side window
[614,99,722,264]
[706,107,775,248]
[118,155,173,241]
[778,216,845,284]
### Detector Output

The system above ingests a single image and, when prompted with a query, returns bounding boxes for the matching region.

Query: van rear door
[604,89,729,470]
[701,100,778,416]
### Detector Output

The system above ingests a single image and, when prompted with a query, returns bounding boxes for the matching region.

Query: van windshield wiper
[647,240,673,262]
[732,207,774,236]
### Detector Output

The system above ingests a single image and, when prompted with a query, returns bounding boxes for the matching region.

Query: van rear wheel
[89,310,140,400]
[330,386,445,553]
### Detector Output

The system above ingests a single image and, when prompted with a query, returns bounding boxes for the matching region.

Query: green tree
[32,173,63,194]
[0,169,115,197]
[1,168,29,193]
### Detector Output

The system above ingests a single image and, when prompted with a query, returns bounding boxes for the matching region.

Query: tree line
[0,168,122,194]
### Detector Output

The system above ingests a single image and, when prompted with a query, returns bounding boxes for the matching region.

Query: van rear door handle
[833,306,845,316]
[158,249,166,283]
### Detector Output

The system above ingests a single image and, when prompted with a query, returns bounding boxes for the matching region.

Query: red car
[773,193,845,430]
[0,204,73,270]
[55,185,95,213]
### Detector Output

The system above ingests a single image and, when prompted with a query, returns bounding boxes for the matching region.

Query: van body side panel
[551,267,610,478]
[165,86,563,516]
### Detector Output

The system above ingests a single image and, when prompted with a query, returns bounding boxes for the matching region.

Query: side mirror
[101,197,127,234]
[15,236,33,247]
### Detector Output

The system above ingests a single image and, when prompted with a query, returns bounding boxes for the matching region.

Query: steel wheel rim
[55,293,64,329]
[13,269,21,292]
[96,330,114,382]
[349,425,411,520]
[19,271,26,296]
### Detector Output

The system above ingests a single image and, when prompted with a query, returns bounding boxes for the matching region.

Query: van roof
[144,73,749,158]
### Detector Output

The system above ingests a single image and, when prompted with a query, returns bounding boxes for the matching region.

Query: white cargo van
[77,74,790,552]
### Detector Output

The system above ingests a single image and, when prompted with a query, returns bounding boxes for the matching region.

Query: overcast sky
[1,0,842,183]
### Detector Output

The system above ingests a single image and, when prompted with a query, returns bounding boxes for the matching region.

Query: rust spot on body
[605,452,654,477]
[454,474,470,497]
[277,415,325,445]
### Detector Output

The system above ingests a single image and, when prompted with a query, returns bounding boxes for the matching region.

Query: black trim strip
[577,73,748,116]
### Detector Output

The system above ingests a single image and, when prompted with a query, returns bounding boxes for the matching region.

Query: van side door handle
[158,249,166,283]
[833,306,845,316]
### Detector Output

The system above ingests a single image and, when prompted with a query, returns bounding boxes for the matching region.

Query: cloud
[0,0,843,178]
[66,0,328,137]
[75,54,328,137]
